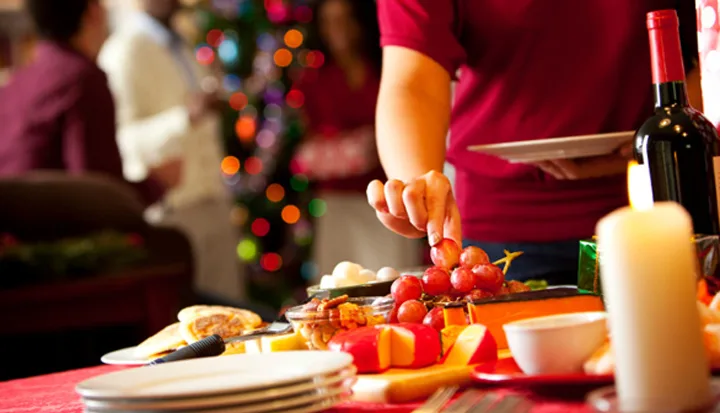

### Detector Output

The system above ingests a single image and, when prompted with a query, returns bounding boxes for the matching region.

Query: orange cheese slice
[468,288,604,349]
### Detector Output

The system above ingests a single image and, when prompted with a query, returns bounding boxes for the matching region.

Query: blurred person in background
[0,0,180,203]
[98,0,244,302]
[365,0,700,285]
[293,0,420,278]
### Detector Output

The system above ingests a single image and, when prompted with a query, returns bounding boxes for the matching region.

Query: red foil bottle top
[646,9,686,84]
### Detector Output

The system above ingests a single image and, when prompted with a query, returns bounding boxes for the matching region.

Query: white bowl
[503,311,609,375]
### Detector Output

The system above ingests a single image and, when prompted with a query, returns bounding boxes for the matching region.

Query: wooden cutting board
[351,350,512,403]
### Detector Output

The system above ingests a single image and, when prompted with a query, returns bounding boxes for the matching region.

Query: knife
[148,294,322,365]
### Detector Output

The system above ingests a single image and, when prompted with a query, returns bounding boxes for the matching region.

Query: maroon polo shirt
[378,0,697,242]
[297,61,385,193]
[0,41,163,205]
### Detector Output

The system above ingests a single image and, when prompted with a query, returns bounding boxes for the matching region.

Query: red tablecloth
[0,365,592,413]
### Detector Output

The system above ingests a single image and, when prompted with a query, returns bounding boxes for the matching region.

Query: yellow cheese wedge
[244,338,263,354]
[261,331,309,352]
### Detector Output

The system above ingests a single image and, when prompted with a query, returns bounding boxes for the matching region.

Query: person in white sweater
[98,0,244,302]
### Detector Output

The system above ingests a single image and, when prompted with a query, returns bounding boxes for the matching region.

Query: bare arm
[368,46,461,246]
[376,46,453,181]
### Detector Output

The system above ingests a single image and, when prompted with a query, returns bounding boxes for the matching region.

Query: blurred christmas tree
[190,0,326,308]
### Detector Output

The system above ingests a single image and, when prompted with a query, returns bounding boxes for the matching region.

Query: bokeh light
[281,205,301,224]
[244,156,263,175]
[308,198,327,218]
[273,48,293,67]
[260,252,283,271]
[290,174,309,192]
[293,219,313,246]
[300,261,319,280]
[230,205,249,226]
[218,39,240,64]
[305,51,325,68]
[266,183,285,202]
[223,74,242,92]
[235,116,256,142]
[256,130,276,148]
[195,46,215,65]
[206,29,224,47]
[229,92,248,110]
[220,156,241,175]
[251,218,271,237]
[285,89,304,109]
[294,5,313,23]
[237,238,258,261]
[284,29,303,48]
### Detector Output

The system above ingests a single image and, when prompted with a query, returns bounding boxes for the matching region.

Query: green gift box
[578,235,720,295]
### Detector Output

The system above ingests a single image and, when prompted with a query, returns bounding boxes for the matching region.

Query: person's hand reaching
[531,142,633,180]
[366,170,462,247]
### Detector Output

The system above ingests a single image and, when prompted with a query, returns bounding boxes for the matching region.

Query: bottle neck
[653,81,689,109]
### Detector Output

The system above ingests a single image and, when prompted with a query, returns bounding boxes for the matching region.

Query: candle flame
[627,161,654,211]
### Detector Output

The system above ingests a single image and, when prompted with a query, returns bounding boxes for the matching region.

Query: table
[0,365,592,413]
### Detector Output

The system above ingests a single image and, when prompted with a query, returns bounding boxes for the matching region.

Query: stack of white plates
[76,351,355,413]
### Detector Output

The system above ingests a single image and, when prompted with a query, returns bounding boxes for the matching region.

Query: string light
[256,130,276,148]
[294,5,313,23]
[206,29,224,47]
[195,46,215,65]
[281,205,301,224]
[230,205,249,226]
[308,198,327,218]
[235,116,256,142]
[251,218,270,237]
[285,89,304,109]
[273,48,293,67]
[220,156,241,175]
[266,183,285,202]
[290,174,309,192]
[229,92,248,110]
[284,29,303,48]
[305,51,325,68]
[260,252,283,271]
[300,261,319,280]
[237,238,258,261]
[245,156,263,175]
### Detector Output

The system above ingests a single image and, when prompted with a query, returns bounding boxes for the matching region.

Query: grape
[397,299,428,324]
[388,304,399,323]
[464,289,494,302]
[430,238,461,270]
[460,246,490,268]
[422,306,445,332]
[450,267,475,293]
[391,275,423,305]
[471,264,505,292]
[422,266,452,296]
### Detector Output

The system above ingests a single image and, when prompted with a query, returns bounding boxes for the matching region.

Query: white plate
[85,390,350,413]
[100,346,147,366]
[81,367,356,411]
[468,131,634,163]
[77,351,353,400]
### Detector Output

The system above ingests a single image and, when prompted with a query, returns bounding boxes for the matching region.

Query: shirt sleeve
[61,71,165,205]
[377,0,466,77]
[98,36,189,182]
[678,0,699,73]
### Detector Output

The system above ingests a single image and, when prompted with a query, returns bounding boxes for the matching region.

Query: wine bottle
[634,9,720,235]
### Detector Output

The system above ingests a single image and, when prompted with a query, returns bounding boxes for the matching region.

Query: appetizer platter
[100,238,612,403]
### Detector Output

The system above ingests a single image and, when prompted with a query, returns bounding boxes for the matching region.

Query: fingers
[402,179,428,232]
[375,211,426,239]
[366,180,388,213]
[423,171,451,246]
[384,179,407,218]
[444,194,462,247]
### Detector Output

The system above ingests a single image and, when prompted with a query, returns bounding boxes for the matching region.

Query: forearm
[375,47,452,182]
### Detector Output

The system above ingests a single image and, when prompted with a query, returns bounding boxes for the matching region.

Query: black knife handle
[148,334,225,366]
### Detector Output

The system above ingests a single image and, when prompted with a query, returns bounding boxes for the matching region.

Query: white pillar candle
[597,202,711,412]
